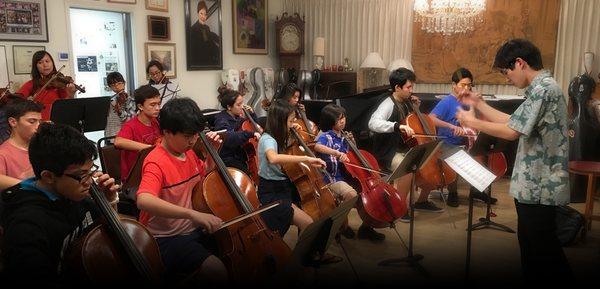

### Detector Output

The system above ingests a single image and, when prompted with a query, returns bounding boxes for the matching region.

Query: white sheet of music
[443,150,496,192]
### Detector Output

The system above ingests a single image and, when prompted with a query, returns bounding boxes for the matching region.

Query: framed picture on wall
[184,0,222,70]
[0,46,9,84]
[148,15,170,41]
[146,0,168,12]
[0,0,48,42]
[13,45,45,74]
[107,0,136,4]
[145,42,176,78]
[232,0,268,54]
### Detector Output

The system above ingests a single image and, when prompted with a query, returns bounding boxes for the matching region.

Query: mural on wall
[411,0,560,84]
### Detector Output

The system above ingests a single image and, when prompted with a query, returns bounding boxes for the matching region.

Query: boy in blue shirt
[429,68,497,207]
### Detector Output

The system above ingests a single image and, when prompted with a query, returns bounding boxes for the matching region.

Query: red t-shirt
[0,140,33,179]
[137,145,206,237]
[117,116,161,181]
[17,80,70,121]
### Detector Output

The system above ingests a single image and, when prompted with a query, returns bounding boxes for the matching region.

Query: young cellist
[313,104,386,242]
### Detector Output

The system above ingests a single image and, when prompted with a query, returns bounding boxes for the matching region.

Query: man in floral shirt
[456,39,573,283]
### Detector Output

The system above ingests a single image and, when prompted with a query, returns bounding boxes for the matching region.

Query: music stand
[151,83,180,107]
[379,140,443,276]
[50,97,111,133]
[281,196,358,283]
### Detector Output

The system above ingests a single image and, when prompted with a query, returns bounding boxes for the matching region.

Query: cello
[403,100,457,190]
[64,183,163,284]
[191,131,291,282]
[282,127,337,221]
[342,131,408,228]
[241,108,262,184]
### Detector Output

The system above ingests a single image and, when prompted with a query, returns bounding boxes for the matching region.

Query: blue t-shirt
[316,130,348,183]
[257,133,287,180]
[430,94,469,145]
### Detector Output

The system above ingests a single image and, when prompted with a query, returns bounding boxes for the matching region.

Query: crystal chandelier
[414,0,486,36]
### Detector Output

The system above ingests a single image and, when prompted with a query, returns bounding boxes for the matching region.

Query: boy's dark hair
[217,85,241,109]
[29,123,97,179]
[146,60,164,74]
[106,72,125,86]
[451,68,473,84]
[5,98,43,121]
[159,98,205,134]
[277,83,302,102]
[134,85,160,106]
[319,104,346,132]
[493,38,543,71]
[389,68,416,91]
[265,99,294,151]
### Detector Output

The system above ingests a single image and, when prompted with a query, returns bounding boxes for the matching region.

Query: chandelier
[414,0,486,36]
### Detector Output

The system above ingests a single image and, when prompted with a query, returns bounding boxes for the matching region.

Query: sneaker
[446,191,459,207]
[471,191,498,205]
[399,212,411,223]
[357,224,385,242]
[413,201,445,213]
[340,226,356,239]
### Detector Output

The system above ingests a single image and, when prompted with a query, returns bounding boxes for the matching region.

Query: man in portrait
[188,0,221,68]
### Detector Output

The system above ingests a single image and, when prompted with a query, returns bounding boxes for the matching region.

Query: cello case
[296,70,312,100]
[247,67,268,118]
[311,69,321,99]
[274,68,289,98]
[221,69,241,92]
[263,68,275,104]
[568,74,600,202]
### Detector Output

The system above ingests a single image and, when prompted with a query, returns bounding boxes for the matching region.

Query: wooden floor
[281,177,600,287]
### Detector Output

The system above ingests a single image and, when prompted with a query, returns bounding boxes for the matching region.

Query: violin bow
[31,65,66,100]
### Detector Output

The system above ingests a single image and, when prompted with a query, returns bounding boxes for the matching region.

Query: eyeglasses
[64,164,99,184]
[149,71,162,77]
[457,83,474,88]
[108,81,124,88]
[500,60,517,76]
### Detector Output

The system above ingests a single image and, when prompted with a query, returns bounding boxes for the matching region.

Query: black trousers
[514,199,574,283]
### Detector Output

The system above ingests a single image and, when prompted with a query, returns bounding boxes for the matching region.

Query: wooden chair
[97,136,121,182]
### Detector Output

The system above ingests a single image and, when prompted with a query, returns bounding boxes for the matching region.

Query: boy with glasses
[1,123,119,285]
[105,72,136,138]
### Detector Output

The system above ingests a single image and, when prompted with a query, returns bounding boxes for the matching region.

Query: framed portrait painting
[0,0,48,42]
[145,42,176,78]
[184,0,222,70]
[232,0,268,54]
[148,15,170,41]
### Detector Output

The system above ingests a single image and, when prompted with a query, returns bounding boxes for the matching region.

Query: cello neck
[198,132,254,213]
[88,183,156,282]
[243,109,261,132]
[342,131,373,170]
[290,128,333,180]
[297,107,313,133]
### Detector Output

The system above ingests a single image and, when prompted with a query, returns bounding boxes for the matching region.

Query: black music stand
[50,97,111,133]
[281,196,358,284]
[378,140,443,276]
[464,133,514,281]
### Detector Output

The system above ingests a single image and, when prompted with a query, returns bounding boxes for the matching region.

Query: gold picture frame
[146,0,168,12]
[145,42,176,78]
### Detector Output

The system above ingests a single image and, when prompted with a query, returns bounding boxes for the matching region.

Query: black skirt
[257,177,299,237]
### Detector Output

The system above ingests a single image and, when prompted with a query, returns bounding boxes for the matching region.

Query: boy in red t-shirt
[136,97,227,285]
[115,85,161,182]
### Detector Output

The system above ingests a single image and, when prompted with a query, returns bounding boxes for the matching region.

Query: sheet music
[443,150,496,192]
[151,83,180,108]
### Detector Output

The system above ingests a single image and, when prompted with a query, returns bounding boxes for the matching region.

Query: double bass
[64,183,163,284]
[403,100,457,189]
[342,131,408,228]
[282,128,337,221]
[192,131,291,282]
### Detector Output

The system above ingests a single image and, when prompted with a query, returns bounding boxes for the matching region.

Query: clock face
[280,24,300,53]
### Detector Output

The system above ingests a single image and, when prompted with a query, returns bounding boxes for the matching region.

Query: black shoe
[340,226,355,239]
[357,224,385,242]
[413,201,445,213]
[471,191,498,204]
[446,192,459,207]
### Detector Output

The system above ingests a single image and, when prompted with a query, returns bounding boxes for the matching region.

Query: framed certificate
[13,45,45,74]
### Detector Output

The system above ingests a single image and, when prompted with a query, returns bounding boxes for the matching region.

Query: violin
[63,183,163,284]
[41,71,86,93]
[342,131,408,227]
[402,99,457,189]
[191,131,292,282]
[241,108,261,185]
[0,81,13,103]
[282,127,337,221]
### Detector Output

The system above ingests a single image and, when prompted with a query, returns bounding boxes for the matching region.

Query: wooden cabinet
[315,71,357,99]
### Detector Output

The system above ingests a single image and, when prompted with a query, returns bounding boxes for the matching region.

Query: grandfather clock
[275,12,304,71]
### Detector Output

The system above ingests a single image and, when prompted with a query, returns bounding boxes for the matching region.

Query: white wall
[0,0,284,109]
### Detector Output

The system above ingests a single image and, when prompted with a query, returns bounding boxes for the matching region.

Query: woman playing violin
[428,68,496,207]
[105,72,136,137]
[16,50,77,120]
[368,68,443,221]
[146,60,170,85]
[214,86,261,172]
